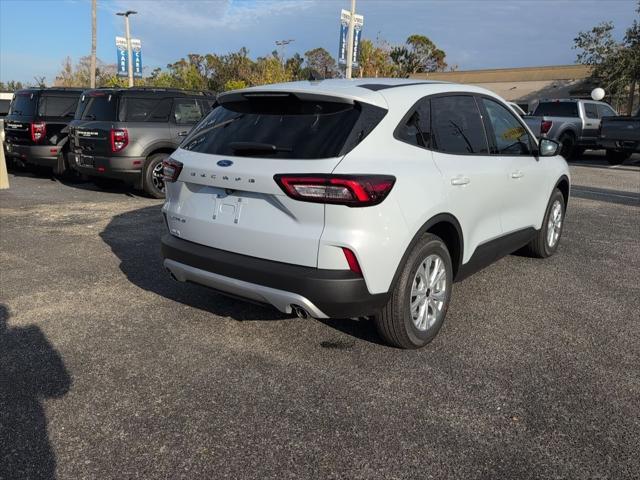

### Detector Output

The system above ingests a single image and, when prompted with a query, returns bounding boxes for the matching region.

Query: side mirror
[538,138,559,157]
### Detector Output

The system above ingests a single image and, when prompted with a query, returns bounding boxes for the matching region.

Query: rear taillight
[541,120,553,135]
[30,122,46,142]
[274,174,396,207]
[342,247,362,275]
[110,128,128,152]
[162,159,183,183]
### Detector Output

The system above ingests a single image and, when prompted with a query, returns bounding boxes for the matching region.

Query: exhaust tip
[291,305,309,319]
[165,268,179,282]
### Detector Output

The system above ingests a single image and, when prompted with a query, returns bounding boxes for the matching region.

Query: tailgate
[165,149,341,267]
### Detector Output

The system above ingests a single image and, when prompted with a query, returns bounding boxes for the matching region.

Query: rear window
[182,95,376,159]
[533,102,579,118]
[119,97,172,122]
[9,92,37,116]
[76,92,118,121]
[37,95,79,118]
[0,99,10,116]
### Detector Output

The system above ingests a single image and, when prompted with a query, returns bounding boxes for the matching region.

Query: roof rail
[93,86,216,96]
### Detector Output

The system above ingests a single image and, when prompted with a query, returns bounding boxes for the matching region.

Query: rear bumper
[160,234,389,319]
[599,139,640,153]
[4,143,59,166]
[68,152,144,183]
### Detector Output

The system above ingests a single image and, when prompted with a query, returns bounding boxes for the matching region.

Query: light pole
[345,0,356,79]
[275,39,294,66]
[116,10,137,87]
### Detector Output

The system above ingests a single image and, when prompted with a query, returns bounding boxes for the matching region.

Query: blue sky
[0,0,637,84]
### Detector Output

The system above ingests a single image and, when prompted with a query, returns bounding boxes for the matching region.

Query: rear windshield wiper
[229,142,292,154]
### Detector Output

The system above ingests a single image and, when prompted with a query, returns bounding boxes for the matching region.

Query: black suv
[3,88,84,173]
[68,88,214,198]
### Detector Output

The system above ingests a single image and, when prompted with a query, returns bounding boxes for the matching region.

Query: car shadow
[99,204,385,343]
[0,304,72,480]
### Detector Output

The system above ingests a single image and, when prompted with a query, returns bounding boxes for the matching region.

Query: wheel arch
[389,213,465,290]
[141,142,177,160]
[554,174,570,210]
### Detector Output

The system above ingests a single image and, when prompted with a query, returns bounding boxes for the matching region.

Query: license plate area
[212,192,246,225]
[79,155,95,167]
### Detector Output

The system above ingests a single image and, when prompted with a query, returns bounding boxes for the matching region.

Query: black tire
[142,153,169,199]
[558,132,576,160]
[605,150,631,165]
[524,188,565,258]
[374,233,453,349]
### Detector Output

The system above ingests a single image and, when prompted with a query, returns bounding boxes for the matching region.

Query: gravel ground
[1,152,639,480]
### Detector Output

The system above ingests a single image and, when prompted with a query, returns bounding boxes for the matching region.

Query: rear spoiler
[217,90,355,106]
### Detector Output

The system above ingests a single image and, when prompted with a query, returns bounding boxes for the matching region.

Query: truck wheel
[374,234,453,349]
[142,153,169,199]
[558,132,576,160]
[605,150,631,165]
[525,188,565,258]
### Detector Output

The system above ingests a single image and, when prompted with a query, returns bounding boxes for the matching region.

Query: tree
[574,2,640,114]
[304,48,338,78]
[53,56,117,87]
[391,35,447,77]
[0,81,24,92]
[357,38,396,78]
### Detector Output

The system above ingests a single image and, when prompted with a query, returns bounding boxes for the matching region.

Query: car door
[479,96,549,235]
[171,97,204,143]
[429,95,506,262]
[582,102,601,141]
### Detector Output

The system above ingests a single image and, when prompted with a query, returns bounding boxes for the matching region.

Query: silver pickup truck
[522,99,618,160]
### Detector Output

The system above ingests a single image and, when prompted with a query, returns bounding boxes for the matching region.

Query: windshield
[9,92,37,116]
[533,102,579,118]
[76,92,119,121]
[182,95,367,159]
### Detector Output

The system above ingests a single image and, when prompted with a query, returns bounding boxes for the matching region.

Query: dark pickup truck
[599,109,639,164]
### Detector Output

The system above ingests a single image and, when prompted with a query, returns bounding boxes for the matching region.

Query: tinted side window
[396,99,431,148]
[482,98,532,156]
[37,95,79,118]
[597,104,617,117]
[431,95,488,154]
[584,103,598,119]
[120,97,172,122]
[173,98,203,125]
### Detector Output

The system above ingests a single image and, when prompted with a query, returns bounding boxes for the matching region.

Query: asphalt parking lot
[1,152,639,480]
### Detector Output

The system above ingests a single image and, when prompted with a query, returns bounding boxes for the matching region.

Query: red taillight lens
[342,247,362,275]
[274,174,396,207]
[541,120,553,135]
[110,128,128,152]
[30,122,46,142]
[162,159,183,183]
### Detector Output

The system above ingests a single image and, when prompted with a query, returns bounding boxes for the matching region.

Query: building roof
[411,64,593,83]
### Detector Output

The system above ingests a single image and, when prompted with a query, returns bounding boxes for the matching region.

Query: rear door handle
[511,171,524,179]
[451,176,470,186]
[177,131,189,137]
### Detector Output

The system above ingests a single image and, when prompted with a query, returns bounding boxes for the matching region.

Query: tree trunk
[90,0,97,88]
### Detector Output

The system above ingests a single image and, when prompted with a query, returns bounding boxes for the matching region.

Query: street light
[116,10,137,87]
[275,39,294,65]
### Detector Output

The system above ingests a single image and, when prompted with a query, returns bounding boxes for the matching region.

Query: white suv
[161,79,570,349]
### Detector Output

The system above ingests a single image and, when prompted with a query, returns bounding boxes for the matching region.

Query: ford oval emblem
[217,160,233,167]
